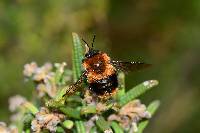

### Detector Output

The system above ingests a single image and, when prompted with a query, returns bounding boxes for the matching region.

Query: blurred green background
[0,0,200,132]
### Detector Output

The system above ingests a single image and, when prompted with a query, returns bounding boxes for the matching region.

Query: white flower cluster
[23,62,71,98]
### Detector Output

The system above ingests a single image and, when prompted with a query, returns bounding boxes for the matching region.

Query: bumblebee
[66,35,151,99]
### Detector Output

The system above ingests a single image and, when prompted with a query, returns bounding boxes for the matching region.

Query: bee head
[82,35,100,59]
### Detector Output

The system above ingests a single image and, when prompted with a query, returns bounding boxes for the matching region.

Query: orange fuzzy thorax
[83,53,115,83]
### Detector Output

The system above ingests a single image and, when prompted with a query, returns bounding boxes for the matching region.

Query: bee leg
[63,71,86,97]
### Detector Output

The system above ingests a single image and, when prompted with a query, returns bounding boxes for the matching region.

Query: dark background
[0,0,200,132]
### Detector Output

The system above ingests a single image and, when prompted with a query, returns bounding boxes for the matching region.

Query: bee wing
[64,71,86,96]
[111,60,151,73]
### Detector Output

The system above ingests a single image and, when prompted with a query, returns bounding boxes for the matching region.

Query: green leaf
[54,86,68,100]
[45,97,65,108]
[62,120,74,129]
[137,100,160,133]
[75,121,86,133]
[23,102,39,114]
[56,126,65,133]
[119,80,159,106]
[66,95,82,104]
[96,116,111,132]
[81,105,97,115]
[25,129,31,133]
[111,122,124,133]
[23,113,34,129]
[115,72,125,100]
[90,126,98,133]
[72,32,84,82]
[54,63,66,85]
[60,107,81,119]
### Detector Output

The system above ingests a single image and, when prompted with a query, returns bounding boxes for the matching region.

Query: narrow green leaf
[54,63,66,85]
[116,72,125,100]
[137,100,160,133]
[72,32,84,82]
[119,80,159,106]
[147,100,160,115]
[56,126,65,133]
[23,102,39,114]
[25,129,31,133]
[90,126,98,133]
[96,116,111,132]
[60,107,81,119]
[111,122,124,133]
[75,121,86,133]
[81,105,97,115]
[45,97,65,108]
[62,120,74,129]
[66,95,82,103]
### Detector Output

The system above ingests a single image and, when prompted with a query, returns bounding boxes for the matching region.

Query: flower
[85,115,98,133]
[31,107,65,132]
[9,95,27,112]
[0,122,8,133]
[119,100,151,121]
[23,62,38,77]
[23,62,53,82]
[36,83,47,98]
[0,122,18,133]
[108,100,151,130]
[55,62,66,74]
[43,72,57,97]
[33,63,53,82]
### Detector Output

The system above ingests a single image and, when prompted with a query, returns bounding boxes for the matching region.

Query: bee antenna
[91,35,96,48]
[82,38,90,48]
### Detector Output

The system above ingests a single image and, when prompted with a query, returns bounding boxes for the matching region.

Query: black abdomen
[89,74,118,96]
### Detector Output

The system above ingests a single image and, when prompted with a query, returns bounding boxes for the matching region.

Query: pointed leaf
[96,117,111,132]
[60,107,81,119]
[137,100,160,133]
[119,80,158,106]
[23,102,39,114]
[115,72,125,101]
[81,105,97,115]
[72,32,84,82]
[75,121,86,133]
[111,122,124,133]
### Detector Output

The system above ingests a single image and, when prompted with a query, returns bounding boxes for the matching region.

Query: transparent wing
[111,60,151,72]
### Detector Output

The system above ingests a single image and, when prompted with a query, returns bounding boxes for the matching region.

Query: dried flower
[85,115,98,133]
[9,95,27,112]
[119,100,151,121]
[96,103,107,113]
[0,122,8,133]
[84,90,95,104]
[108,100,151,130]
[104,129,113,133]
[0,122,18,133]
[31,107,65,132]
[23,62,38,77]
[43,73,57,97]
[55,62,66,74]
[36,83,46,97]
[33,63,53,82]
